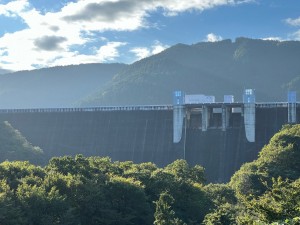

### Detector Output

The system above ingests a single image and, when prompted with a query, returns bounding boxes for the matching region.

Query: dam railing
[0,102,298,114]
[0,105,173,114]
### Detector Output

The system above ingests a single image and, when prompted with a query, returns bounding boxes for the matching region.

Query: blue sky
[0,0,300,72]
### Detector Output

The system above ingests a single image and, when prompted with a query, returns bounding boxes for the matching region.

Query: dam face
[184,106,294,182]
[0,109,183,167]
[0,104,297,182]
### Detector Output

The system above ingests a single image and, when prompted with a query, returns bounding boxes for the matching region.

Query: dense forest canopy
[0,124,299,224]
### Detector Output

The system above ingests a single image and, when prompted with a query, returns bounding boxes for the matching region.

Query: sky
[0,0,300,72]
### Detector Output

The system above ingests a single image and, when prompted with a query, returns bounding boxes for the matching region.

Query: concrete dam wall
[0,109,183,167]
[0,105,297,182]
[185,106,292,182]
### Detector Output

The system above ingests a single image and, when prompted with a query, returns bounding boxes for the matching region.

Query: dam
[0,90,298,182]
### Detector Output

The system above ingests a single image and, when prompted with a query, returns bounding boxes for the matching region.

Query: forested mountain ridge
[0,125,299,224]
[1,38,300,108]
[80,38,300,106]
[0,63,127,108]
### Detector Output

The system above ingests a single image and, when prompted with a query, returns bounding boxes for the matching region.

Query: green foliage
[122,161,158,185]
[257,124,300,180]
[230,162,268,200]
[250,178,300,223]
[0,180,26,225]
[46,154,91,177]
[229,124,300,224]
[230,125,300,198]
[204,183,237,206]
[147,161,212,224]
[0,161,45,191]
[154,191,186,225]
[105,176,152,225]
[203,203,238,225]
[0,124,300,225]
[0,156,214,225]
[17,184,70,225]
[164,159,205,184]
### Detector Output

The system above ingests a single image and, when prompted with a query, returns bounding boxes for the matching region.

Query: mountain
[0,63,127,108]
[0,69,11,75]
[80,38,300,106]
[1,38,300,108]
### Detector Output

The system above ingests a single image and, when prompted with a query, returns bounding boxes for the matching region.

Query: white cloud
[159,0,249,15]
[97,42,127,61]
[0,0,252,71]
[205,33,223,42]
[130,48,150,60]
[49,42,127,67]
[262,37,284,41]
[284,17,300,41]
[0,0,29,17]
[130,41,168,60]
[288,30,300,41]
[152,41,168,54]
[285,17,300,27]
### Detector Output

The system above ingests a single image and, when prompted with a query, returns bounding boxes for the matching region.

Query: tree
[229,125,300,223]
[104,176,152,225]
[16,183,73,225]
[154,191,186,225]
[203,203,238,225]
[46,155,91,178]
[257,125,300,180]
[164,159,205,184]
[230,125,300,201]
[122,162,158,186]
[203,183,237,206]
[0,179,26,225]
[0,161,45,191]
[250,177,300,223]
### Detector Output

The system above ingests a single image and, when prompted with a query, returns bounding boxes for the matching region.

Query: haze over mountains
[1,37,300,109]
[0,63,126,108]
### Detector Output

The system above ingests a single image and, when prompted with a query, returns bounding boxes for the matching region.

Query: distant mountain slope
[0,121,43,164]
[80,38,300,106]
[0,63,127,108]
[0,68,11,74]
[1,38,300,108]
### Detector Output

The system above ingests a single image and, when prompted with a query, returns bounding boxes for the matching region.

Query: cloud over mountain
[34,36,67,51]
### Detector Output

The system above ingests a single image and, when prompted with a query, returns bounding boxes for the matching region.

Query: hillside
[0,121,44,164]
[80,38,300,106]
[0,63,127,108]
